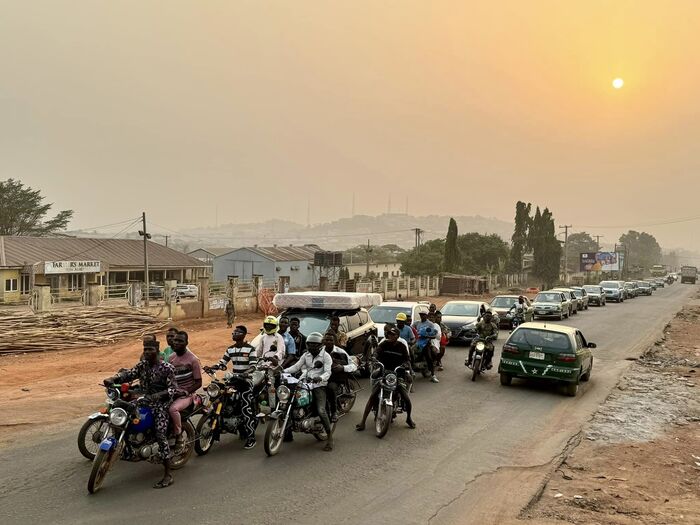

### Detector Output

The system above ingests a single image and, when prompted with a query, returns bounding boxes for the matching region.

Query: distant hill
[178,214,513,252]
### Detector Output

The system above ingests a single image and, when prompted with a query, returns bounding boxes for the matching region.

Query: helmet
[306,332,324,345]
[262,316,279,334]
[395,312,408,322]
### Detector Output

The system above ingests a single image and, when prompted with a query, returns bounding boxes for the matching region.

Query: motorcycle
[372,361,409,439]
[87,385,202,494]
[410,326,438,379]
[466,336,495,382]
[263,373,334,456]
[195,367,267,455]
[507,311,525,332]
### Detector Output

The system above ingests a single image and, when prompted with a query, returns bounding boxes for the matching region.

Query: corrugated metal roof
[0,236,209,269]
[224,244,322,262]
[189,247,234,257]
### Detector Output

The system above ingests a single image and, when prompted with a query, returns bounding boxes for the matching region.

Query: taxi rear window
[510,329,572,352]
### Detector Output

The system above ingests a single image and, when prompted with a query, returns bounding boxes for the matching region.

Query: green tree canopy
[530,207,562,287]
[456,233,509,274]
[508,201,531,273]
[619,230,662,270]
[398,239,444,276]
[0,179,73,236]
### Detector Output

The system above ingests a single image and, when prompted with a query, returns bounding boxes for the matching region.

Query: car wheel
[564,381,579,396]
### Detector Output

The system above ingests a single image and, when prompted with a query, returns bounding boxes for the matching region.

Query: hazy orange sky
[1,1,699,250]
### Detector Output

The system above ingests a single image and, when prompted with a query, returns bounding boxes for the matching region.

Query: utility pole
[413,228,423,249]
[138,212,152,306]
[594,234,603,251]
[364,239,373,278]
[559,225,572,284]
[164,235,170,248]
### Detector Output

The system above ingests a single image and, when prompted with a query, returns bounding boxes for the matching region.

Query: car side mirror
[587,342,597,349]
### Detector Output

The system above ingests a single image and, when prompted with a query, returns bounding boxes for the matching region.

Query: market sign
[44,260,102,274]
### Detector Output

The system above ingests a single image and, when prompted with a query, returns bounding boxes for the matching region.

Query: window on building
[5,278,18,292]
[382,271,389,278]
[353,273,361,280]
[68,274,81,291]
[20,274,30,294]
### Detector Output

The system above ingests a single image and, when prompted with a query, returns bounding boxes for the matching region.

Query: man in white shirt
[283,332,334,451]
[253,316,286,365]
[412,310,441,383]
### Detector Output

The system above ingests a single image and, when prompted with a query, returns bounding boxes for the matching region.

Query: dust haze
[1,1,699,251]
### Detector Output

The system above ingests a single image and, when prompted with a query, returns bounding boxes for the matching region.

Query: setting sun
[612,78,625,89]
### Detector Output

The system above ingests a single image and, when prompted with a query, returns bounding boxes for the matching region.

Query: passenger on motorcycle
[254,316,286,367]
[355,327,415,431]
[103,339,177,489]
[160,327,179,362]
[466,310,499,369]
[168,331,203,450]
[434,311,450,371]
[328,316,348,348]
[508,296,526,318]
[287,317,306,367]
[411,310,440,383]
[283,332,335,451]
[324,332,358,423]
[395,312,416,346]
[204,325,259,450]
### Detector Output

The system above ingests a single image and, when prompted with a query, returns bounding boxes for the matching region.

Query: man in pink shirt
[168,331,202,447]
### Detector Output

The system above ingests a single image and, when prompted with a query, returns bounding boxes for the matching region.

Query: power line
[69,216,142,233]
[57,218,142,261]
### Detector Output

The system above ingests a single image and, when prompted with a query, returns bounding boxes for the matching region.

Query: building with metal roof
[213,244,323,289]
[0,236,208,304]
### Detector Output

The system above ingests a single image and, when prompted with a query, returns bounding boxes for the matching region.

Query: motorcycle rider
[466,310,499,369]
[395,312,416,346]
[254,316,286,366]
[355,326,415,431]
[103,339,177,489]
[324,332,358,423]
[204,325,259,450]
[411,310,440,383]
[283,332,334,451]
[167,331,203,450]
[507,296,527,327]
[434,311,450,371]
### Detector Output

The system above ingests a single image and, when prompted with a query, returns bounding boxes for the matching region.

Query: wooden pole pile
[0,307,168,354]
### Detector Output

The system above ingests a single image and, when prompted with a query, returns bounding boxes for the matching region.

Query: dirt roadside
[522,299,700,524]
[0,294,488,447]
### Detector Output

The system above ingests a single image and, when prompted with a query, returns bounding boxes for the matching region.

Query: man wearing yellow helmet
[253,315,286,366]
[395,312,415,346]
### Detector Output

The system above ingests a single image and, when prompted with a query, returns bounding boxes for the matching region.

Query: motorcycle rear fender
[88,412,108,420]
[98,436,117,452]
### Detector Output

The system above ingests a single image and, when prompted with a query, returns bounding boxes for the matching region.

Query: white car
[176,284,199,298]
[368,301,431,340]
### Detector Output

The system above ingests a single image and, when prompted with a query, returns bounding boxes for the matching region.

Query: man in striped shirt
[204,325,259,449]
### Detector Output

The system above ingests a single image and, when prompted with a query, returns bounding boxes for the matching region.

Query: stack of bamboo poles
[0,307,168,354]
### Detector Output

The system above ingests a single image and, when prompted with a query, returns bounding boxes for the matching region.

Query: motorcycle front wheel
[87,440,122,494]
[194,414,216,456]
[264,417,284,456]
[472,356,481,381]
[170,420,195,470]
[78,416,111,461]
[375,399,391,439]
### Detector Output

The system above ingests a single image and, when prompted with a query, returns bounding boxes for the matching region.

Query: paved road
[1,284,695,525]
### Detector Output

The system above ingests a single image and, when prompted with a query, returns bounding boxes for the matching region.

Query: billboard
[580,252,623,272]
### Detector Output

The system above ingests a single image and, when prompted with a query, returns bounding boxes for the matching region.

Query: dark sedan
[441,301,497,344]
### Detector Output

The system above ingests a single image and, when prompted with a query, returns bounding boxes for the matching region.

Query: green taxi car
[498,323,596,396]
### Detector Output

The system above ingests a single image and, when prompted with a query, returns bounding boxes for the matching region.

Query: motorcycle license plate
[529,351,545,360]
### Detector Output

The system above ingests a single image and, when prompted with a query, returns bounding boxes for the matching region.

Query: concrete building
[345,261,402,280]
[213,245,322,289]
[0,236,209,304]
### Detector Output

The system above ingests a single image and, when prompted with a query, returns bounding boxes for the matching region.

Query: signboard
[579,252,623,272]
[44,260,102,274]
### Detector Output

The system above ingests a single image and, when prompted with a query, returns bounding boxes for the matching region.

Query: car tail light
[502,343,520,355]
[557,354,577,362]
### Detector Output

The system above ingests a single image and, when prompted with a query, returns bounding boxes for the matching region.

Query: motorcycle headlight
[475,341,486,351]
[207,383,221,399]
[107,389,119,401]
[385,373,398,387]
[109,407,129,427]
[277,385,291,402]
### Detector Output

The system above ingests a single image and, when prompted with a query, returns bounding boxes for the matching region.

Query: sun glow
[612,78,624,89]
